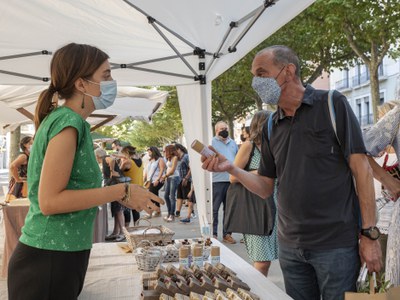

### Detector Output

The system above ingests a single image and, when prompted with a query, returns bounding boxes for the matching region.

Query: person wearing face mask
[211,121,238,244]
[202,45,381,300]
[6,136,33,201]
[7,43,164,300]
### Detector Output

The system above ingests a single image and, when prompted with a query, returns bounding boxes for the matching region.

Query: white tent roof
[0,85,168,133]
[0,0,315,234]
[0,0,314,86]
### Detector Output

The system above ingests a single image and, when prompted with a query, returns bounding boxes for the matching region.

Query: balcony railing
[335,78,349,90]
[352,71,370,87]
[358,114,373,126]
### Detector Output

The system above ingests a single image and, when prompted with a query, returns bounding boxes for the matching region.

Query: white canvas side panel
[177,83,213,235]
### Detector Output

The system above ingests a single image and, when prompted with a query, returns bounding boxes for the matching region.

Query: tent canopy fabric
[0,0,315,229]
[0,85,169,133]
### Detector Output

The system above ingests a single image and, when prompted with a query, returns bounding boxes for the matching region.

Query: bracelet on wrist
[121,183,130,204]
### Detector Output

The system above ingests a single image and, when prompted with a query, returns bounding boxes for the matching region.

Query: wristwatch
[360,226,381,240]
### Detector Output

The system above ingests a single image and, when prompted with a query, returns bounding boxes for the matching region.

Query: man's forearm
[350,155,377,228]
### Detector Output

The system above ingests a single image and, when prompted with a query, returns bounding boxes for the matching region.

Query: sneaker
[191,212,197,219]
[166,215,175,222]
[175,211,180,218]
[142,213,152,220]
[213,235,218,240]
[115,235,126,242]
[163,215,170,221]
[180,218,191,224]
[223,234,236,244]
[152,211,161,217]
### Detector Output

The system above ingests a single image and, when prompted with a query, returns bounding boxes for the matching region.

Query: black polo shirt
[259,85,366,250]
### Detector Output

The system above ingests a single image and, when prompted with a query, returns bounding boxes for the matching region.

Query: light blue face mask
[84,80,117,110]
[251,65,286,105]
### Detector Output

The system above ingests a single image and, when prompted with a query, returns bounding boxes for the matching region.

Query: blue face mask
[84,80,117,110]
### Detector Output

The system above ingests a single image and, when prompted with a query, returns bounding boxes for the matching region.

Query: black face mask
[219,130,229,139]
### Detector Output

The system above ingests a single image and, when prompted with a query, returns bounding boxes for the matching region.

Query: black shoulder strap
[244,142,256,171]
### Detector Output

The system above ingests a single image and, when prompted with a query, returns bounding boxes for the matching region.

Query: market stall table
[1,201,106,278]
[1,200,29,278]
[78,239,292,300]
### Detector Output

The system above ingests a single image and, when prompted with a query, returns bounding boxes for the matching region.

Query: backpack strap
[327,89,340,146]
[267,111,276,142]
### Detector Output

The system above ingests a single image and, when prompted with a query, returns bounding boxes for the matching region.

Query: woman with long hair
[7,136,33,201]
[120,145,142,226]
[143,146,166,218]
[161,144,181,222]
[7,43,163,300]
[228,110,278,277]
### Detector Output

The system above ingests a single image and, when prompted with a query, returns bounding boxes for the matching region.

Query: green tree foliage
[260,0,400,122]
[325,0,400,122]
[95,86,183,151]
[210,0,358,129]
[257,0,358,84]
[211,56,261,135]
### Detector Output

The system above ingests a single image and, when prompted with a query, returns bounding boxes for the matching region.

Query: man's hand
[201,146,233,173]
[359,236,382,273]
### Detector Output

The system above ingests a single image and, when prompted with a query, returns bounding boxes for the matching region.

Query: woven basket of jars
[133,240,164,272]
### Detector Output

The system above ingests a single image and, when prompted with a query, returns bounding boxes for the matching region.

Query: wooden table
[1,202,29,278]
[78,239,292,300]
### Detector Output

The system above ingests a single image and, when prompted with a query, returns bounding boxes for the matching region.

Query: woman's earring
[81,93,85,109]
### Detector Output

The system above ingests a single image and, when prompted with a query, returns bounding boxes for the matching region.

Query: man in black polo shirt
[202,45,381,300]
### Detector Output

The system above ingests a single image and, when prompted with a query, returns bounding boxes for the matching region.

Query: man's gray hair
[214,121,228,131]
[94,147,107,158]
[257,45,301,78]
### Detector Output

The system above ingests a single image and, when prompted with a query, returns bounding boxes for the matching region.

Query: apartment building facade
[329,57,400,128]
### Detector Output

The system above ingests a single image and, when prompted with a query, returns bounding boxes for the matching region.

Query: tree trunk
[369,64,380,124]
[9,126,21,179]
[228,119,235,141]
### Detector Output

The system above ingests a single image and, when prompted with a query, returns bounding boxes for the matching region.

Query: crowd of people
[4,42,399,300]
[91,140,198,242]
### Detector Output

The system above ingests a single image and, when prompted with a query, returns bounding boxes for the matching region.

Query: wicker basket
[123,219,175,251]
[133,240,164,272]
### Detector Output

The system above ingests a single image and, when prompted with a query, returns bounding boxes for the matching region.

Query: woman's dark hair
[112,139,122,147]
[249,110,271,145]
[164,144,178,160]
[148,146,162,160]
[122,145,136,157]
[20,136,33,152]
[34,43,109,129]
[174,143,188,154]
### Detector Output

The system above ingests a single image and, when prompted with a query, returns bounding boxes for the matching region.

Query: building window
[335,69,349,90]
[378,63,384,77]
[379,92,384,106]
[356,98,362,124]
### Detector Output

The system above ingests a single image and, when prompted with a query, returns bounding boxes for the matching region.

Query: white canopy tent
[0,0,315,232]
[0,85,169,133]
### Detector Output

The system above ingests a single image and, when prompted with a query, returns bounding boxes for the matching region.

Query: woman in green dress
[7,43,164,300]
